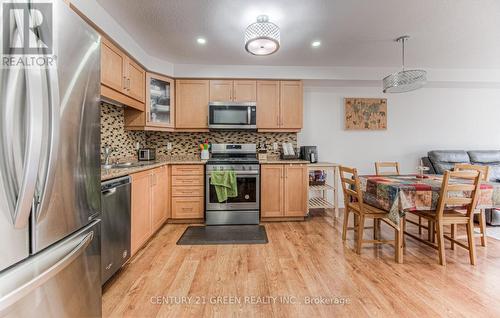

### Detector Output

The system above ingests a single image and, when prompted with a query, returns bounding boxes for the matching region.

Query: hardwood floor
[103,212,500,317]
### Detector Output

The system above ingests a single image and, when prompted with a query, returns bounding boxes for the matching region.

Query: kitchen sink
[102,161,157,169]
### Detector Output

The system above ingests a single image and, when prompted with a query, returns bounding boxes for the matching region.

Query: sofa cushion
[489,167,500,182]
[468,150,500,164]
[428,150,470,174]
[468,151,500,181]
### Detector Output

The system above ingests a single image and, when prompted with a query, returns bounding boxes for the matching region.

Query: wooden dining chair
[374,162,403,237]
[454,163,490,247]
[340,166,403,263]
[375,161,427,236]
[374,162,400,176]
[404,170,482,266]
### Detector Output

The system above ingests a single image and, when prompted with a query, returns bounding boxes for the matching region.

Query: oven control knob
[245,194,250,200]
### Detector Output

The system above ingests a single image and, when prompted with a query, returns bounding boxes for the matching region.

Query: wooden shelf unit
[308,163,339,218]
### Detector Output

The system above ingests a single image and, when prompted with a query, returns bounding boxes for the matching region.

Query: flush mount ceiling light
[383,35,427,93]
[197,37,206,44]
[245,15,280,56]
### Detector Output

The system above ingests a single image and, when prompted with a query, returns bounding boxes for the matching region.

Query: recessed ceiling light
[311,41,321,48]
[197,38,206,45]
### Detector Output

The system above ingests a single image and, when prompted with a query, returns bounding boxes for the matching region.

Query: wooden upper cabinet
[233,80,256,102]
[146,73,175,128]
[209,80,257,102]
[257,80,280,129]
[176,80,209,129]
[261,165,284,217]
[101,37,125,93]
[125,57,145,103]
[209,80,233,102]
[100,36,145,111]
[284,164,308,216]
[125,72,175,131]
[131,170,152,255]
[280,81,303,129]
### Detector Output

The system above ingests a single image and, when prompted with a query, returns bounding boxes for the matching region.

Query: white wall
[71,0,174,75]
[298,84,500,177]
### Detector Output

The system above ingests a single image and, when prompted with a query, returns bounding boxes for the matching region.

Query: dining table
[358,174,500,225]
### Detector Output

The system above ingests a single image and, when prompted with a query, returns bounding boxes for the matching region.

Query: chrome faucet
[103,146,114,166]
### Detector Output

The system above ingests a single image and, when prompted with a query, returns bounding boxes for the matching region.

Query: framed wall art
[344,98,387,130]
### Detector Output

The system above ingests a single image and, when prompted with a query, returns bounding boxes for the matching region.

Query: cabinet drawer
[172,197,204,219]
[172,175,204,186]
[171,165,204,176]
[172,186,204,197]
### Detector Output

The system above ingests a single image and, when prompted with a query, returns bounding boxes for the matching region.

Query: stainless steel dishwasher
[101,176,131,284]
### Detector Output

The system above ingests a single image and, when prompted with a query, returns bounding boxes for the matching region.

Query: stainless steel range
[205,144,260,225]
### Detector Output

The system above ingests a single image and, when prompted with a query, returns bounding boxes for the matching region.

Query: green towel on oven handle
[210,170,238,202]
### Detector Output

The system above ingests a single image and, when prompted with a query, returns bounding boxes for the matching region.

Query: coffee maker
[300,146,318,163]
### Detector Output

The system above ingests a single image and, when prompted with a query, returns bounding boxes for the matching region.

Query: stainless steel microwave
[208,102,257,130]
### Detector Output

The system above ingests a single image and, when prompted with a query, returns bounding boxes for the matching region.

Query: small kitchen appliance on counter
[280,143,300,160]
[138,148,156,161]
[301,146,318,163]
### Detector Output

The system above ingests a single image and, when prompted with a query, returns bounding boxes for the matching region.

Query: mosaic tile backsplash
[101,102,297,162]
[101,103,146,162]
[147,131,297,156]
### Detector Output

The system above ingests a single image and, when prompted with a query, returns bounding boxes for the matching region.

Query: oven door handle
[247,107,251,125]
[206,171,259,176]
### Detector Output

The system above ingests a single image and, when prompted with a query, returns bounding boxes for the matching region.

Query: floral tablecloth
[358,175,500,224]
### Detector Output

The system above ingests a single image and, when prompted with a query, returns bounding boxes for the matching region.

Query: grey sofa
[421,150,500,225]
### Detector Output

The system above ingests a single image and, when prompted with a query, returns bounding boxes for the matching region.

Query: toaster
[138,148,156,161]
[300,146,318,163]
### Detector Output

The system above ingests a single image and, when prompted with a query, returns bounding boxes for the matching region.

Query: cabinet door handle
[127,78,131,90]
[276,115,279,126]
[123,76,127,89]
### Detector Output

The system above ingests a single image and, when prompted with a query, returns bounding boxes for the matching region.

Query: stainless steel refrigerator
[0,0,101,316]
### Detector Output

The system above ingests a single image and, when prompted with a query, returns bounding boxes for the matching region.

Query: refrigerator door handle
[11,67,44,229]
[36,65,61,223]
[0,231,94,314]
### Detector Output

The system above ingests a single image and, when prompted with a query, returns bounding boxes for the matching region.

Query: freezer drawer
[0,220,101,318]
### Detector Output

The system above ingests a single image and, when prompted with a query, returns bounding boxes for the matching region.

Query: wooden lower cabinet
[261,164,308,218]
[130,166,169,256]
[261,165,284,217]
[151,166,169,232]
[171,165,205,220]
[130,170,151,255]
[171,197,204,219]
[284,165,308,216]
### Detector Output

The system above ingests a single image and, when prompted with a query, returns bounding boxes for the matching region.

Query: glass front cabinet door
[146,72,174,128]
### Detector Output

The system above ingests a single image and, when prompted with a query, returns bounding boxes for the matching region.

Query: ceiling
[96,0,500,69]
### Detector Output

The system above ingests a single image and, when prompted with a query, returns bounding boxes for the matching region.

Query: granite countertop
[101,156,207,181]
[259,156,337,166]
[101,156,336,181]
[259,159,311,164]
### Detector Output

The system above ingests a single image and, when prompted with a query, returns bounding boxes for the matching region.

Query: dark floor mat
[176,225,268,245]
